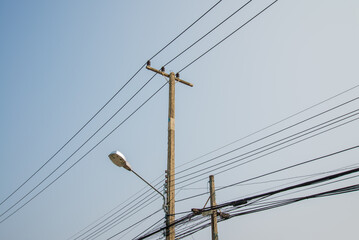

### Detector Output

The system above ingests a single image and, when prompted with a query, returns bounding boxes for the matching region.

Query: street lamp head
[108,151,132,171]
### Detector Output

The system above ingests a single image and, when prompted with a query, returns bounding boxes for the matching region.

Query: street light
[108,151,167,212]
[108,151,132,171]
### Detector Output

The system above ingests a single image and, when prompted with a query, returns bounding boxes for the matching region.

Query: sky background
[1,0,359,239]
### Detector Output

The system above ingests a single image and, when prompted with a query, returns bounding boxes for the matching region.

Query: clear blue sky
[1,0,359,239]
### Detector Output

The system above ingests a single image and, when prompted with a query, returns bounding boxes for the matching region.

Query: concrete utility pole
[146,62,193,240]
[209,175,219,240]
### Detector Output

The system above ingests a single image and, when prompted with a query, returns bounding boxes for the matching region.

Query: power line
[175,83,359,170]
[163,0,252,67]
[0,74,157,220]
[217,142,359,193]
[222,164,359,189]
[0,82,168,224]
[71,180,162,240]
[178,183,359,238]
[174,108,359,187]
[179,0,279,73]
[175,117,359,199]
[79,186,162,240]
[228,163,359,201]
[158,168,359,239]
[131,216,166,240]
[149,0,222,61]
[0,65,145,208]
[170,107,359,191]
[266,173,359,202]
[85,194,160,240]
[106,209,162,240]
[67,176,163,240]
[176,143,359,202]
[223,176,359,214]
[0,0,221,209]
[173,97,359,180]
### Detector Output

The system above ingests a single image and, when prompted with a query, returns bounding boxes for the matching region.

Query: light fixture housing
[108,151,132,171]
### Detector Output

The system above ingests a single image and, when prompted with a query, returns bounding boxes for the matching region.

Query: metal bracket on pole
[146,63,193,87]
[131,169,168,214]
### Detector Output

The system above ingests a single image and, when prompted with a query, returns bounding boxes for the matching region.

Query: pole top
[146,65,193,87]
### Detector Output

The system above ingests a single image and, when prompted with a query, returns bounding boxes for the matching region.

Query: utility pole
[146,61,193,240]
[209,175,219,240]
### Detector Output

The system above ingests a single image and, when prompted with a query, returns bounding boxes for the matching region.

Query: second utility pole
[209,175,219,240]
[146,62,193,240]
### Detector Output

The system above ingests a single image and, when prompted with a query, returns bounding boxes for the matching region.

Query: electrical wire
[0,82,168,224]
[179,0,279,73]
[175,107,359,184]
[173,96,359,179]
[85,195,161,240]
[267,173,359,202]
[72,180,163,240]
[225,163,359,202]
[0,74,157,220]
[149,0,222,61]
[0,68,146,209]
[82,193,161,240]
[163,0,252,67]
[173,109,359,190]
[106,209,162,240]
[131,216,165,240]
[161,170,359,239]
[210,154,359,210]
[0,0,221,212]
[67,175,163,240]
[176,143,359,202]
